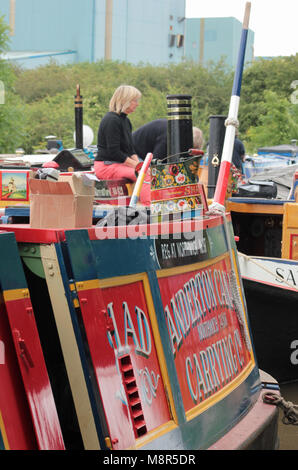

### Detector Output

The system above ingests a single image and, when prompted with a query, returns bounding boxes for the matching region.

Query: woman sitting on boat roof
[94,85,151,206]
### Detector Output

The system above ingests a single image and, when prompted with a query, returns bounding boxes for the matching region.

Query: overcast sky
[185,0,298,57]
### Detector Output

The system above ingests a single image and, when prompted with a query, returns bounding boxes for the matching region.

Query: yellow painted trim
[98,272,145,288]
[0,200,30,207]
[99,272,178,424]
[75,279,100,292]
[134,420,178,449]
[282,203,298,259]
[226,201,284,215]
[185,361,255,421]
[156,253,228,278]
[3,288,29,302]
[0,411,10,450]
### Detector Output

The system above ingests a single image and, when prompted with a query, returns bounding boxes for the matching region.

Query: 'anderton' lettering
[162,265,247,404]
[164,268,234,355]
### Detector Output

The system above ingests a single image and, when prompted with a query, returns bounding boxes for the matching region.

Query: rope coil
[263,392,298,425]
[225,117,239,128]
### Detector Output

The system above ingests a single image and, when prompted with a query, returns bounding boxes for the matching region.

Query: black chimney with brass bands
[207,115,226,198]
[75,84,83,149]
[166,94,193,163]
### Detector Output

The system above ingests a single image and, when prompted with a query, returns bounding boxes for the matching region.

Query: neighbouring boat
[244,143,298,178]
[226,169,298,384]
[258,143,298,159]
[0,3,280,451]
[243,154,296,179]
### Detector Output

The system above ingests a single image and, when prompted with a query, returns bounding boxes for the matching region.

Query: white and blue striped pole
[210,2,251,211]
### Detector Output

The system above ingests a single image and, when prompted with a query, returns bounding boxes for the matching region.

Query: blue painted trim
[228,197,286,205]
[0,232,27,290]
[4,206,110,219]
[231,28,248,97]
[0,428,4,450]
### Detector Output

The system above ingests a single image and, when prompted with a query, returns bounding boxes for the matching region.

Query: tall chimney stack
[166,94,193,163]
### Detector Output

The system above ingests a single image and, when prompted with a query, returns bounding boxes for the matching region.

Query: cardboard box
[29,173,95,229]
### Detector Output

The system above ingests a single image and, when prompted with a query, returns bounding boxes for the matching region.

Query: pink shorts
[94,161,151,206]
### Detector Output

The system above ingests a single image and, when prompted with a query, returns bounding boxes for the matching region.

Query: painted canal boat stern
[0,212,278,450]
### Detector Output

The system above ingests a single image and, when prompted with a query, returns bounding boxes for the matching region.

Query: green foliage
[0,15,9,52]
[246,90,298,152]
[11,59,234,153]
[13,59,74,103]
[0,50,297,154]
[0,16,25,152]
[240,55,298,141]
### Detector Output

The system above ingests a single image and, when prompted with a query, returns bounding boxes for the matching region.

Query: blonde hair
[109,85,142,114]
[193,127,204,150]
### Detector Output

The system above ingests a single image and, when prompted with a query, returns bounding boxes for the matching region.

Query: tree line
[0,17,297,155]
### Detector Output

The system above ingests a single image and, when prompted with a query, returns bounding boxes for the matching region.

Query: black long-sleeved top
[96,111,136,163]
[132,119,167,160]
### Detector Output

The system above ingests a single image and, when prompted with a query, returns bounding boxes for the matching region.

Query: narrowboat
[0,2,280,451]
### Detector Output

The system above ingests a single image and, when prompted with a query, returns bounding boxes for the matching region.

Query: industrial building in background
[0,0,254,69]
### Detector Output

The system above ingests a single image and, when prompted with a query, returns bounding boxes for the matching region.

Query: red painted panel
[158,255,251,412]
[0,302,37,449]
[4,297,65,450]
[77,280,171,449]
[101,282,171,429]
[76,286,135,450]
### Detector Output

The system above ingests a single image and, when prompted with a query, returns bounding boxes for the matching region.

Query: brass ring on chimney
[168,115,193,120]
[167,107,192,113]
[167,99,191,105]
